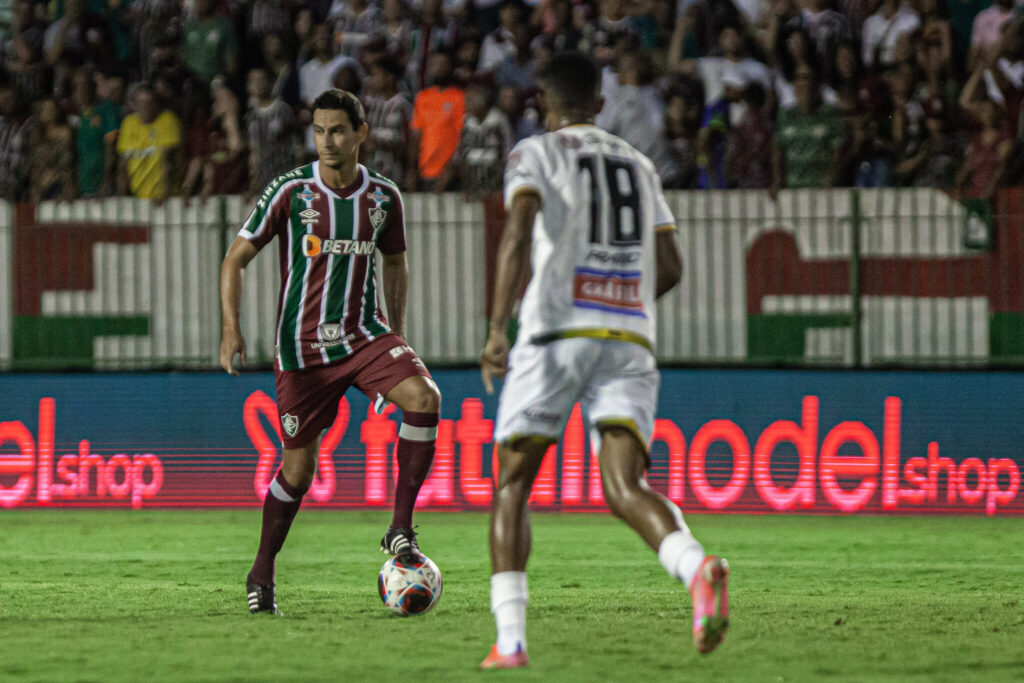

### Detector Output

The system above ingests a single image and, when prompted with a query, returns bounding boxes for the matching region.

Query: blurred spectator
[293,7,317,64]
[362,55,413,182]
[377,0,415,63]
[258,33,301,110]
[99,71,127,113]
[917,0,953,72]
[29,98,76,202]
[300,23,355,106]
[454,34,483,84]
[725,82,774,189]
[201,81,249,197]
[116,82,182,201]
[497,85,543,141]
[861,0,919,71]
[949,0,990,69]
[408,0,460,91]
[408,50,464,189]
[955,68,1013,200]
[183,0,238,83]
[130,0,182,80]
[0,76,31,201]
[4,0,51,102]
[916,33,959,105]
[697,70,741,189]
[894,96,962,188]
[800,0,852,85]
[536,0,582,51]
[772,66,844,192]
[330,0,380,60]
[668,0,714,65]
[478,0,520,73]
[835,79,897,187]
[889,67,925,161]
[663,78,703,189]
[245,67,299,192]
[581,0,638,65]
[43,0,115,78]
[493,26,537,89]
[246,0,293,48]
[71,68,121,198]
[602,50,682,186]
[685,24,773,106]
[968,0,1014,73]
[332,62,364,94]
[437,82,512,195]
[776,28,839,108]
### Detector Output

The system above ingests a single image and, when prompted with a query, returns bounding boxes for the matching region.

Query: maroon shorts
[273,333,432,449]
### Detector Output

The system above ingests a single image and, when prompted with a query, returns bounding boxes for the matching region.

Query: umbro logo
[300,208,320,224]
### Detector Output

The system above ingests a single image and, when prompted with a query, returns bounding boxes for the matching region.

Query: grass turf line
[1,510,1022,682]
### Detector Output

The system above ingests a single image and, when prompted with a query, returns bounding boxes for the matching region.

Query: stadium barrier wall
[1,188,1021,370]
[0,370,1021,515]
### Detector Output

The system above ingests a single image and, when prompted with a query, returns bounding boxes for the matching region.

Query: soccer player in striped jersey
[478,53,731,668]
[219,89,441,615]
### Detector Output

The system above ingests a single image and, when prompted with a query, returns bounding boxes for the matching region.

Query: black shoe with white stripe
[380,527,422,559]
[246,572,280,615]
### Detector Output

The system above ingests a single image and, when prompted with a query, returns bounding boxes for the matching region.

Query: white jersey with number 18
[503,124,677,350]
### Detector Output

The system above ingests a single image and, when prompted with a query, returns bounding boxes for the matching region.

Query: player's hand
[219,329,247,376]
[480,328,510,395]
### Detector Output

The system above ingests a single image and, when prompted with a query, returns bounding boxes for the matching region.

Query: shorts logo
[390,345,413,359]
[300,208,320,224]
[281,413,300,437]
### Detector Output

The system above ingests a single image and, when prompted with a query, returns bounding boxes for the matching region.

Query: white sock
[658,530,705,589]
[491,571,528,655]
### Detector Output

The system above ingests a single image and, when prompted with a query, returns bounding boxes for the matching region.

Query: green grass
[1,511,1023,682]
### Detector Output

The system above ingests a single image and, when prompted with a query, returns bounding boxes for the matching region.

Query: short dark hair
[538,51,600,110]
[311,88,365,128]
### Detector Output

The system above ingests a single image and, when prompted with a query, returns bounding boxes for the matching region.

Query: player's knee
[407,381,441,414]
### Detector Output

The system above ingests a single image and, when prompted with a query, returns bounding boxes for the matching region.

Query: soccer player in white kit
[479,52,730,669]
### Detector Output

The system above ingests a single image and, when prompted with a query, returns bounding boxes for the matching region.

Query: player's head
[538,51,603,129]
[311,88,368,171]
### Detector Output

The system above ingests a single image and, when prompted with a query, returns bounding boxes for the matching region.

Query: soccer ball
[377,554,443,616]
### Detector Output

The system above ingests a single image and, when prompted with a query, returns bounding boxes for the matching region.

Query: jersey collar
[313,161,370,200]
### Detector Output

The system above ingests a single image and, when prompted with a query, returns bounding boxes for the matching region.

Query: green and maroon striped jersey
[239,162,406,370]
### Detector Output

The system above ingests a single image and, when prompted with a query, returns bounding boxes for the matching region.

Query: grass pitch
[1,510,1022,682]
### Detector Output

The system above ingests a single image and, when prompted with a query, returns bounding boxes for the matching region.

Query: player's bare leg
[380,376,441,558]
[598,425,729,654]
[247,438,320,614]
[482,437,550,669]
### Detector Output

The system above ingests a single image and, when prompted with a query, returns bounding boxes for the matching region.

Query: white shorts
[494,337,660,448]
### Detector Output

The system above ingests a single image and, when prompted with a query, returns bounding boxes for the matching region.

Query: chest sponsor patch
[572,267,646,317]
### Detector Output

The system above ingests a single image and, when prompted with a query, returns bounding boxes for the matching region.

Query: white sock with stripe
[491,571,528,656]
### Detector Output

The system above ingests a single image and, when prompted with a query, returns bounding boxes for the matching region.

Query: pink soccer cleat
[479,644,530,670]
[690,555,730,654]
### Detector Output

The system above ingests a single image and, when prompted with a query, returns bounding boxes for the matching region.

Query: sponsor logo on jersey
[281,413,300,437]
[297,189,320,202]
[319,323,341,340]
[299,208,320,224]
[369,187,390,207]
[586,249,640,264]
[302,235,376,257]
[572,267,646,317]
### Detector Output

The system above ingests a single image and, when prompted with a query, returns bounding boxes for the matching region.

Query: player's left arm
[655,228,683,299]
[381,251,409,340]
[652,172,683,299]
[481,189,539,393]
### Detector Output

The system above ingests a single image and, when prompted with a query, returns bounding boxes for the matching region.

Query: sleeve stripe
[242,178,306,239]
[505,185,543,208]
[655,223,677,232]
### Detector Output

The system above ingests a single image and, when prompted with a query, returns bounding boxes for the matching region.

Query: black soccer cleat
[380,526,422,559]
[246,572,280,615]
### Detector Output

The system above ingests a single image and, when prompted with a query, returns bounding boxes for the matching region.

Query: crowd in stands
[1,0,1023,204]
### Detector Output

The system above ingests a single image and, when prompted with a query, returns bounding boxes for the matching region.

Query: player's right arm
[219,236,258,376]
[655,229,683,299]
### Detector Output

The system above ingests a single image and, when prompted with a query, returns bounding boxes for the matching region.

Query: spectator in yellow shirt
[116,83,182,201]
